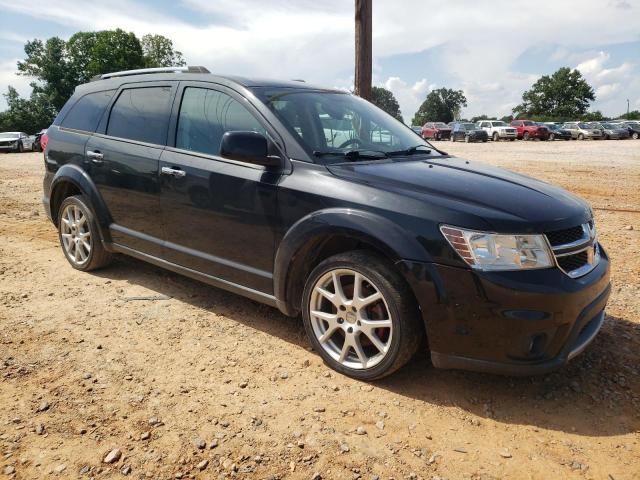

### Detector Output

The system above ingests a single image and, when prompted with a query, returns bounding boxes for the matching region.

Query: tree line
[1,31,637,132]
[0,29,184,133]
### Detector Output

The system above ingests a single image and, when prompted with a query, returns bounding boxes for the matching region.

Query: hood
[327,156,591,233]
[0,133,20,141]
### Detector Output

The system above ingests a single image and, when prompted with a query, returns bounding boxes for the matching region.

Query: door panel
[159,149,279,292]
[86,135,164,256]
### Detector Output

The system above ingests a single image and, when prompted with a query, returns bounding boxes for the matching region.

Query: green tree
[5,30,185,131]
[411,88,467,125]
[500,114,514,123]
[580,111,607,122]
[471,114,491,123]
[141,34,186,68]
[0,86,56,133]
[370,86,403,122]
[514,67,595,119]
[619,110,640,120]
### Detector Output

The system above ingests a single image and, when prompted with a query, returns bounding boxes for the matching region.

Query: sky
[0,0,638,123]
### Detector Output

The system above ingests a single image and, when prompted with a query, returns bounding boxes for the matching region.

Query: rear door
[158,82,284,293]
[86,82,177,257]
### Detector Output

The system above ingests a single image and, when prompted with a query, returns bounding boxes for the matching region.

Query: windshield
[254,89,438,162]
[578,123,591,129]
[546,124,558,130]
[522,121,535,126]
[434,122,448,128]
[601,123,614,129]
[462,123,476,130]
[0,133,19,139]
[491,121,507,126]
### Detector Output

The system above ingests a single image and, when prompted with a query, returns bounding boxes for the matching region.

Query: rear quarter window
[107,86,173,145]
[60,90,115,132]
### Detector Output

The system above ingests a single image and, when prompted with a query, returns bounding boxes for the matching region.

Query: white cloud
[0,0,638,117]
[381,77,432,123]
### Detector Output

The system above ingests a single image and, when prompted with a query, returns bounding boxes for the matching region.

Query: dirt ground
[1,140,639,480]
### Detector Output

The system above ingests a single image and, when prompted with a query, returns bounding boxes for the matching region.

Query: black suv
[43,66,610,380]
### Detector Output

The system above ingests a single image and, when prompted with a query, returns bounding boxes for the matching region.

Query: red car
[421,122,452,140]
[510,120,549,140]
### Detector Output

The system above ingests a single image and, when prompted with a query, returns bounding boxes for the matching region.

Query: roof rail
[93,65,210,81]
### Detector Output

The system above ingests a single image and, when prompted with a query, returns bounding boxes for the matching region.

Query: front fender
[273,208,431,315]
[49,164,112,243]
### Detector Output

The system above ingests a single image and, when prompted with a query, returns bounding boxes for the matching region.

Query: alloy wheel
[309,269,393,370]
[60,204,92,265]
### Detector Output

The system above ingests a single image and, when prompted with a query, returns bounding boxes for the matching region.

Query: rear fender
[49,164,112,244]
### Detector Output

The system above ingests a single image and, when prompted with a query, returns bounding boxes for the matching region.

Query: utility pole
[627,99,630,117]
[354,0,372,100]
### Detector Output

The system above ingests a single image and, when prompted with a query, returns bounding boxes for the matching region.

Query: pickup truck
[476,120,517,141]
[510,120,549,141]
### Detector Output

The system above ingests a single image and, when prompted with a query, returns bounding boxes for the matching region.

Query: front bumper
[397,246,610,375]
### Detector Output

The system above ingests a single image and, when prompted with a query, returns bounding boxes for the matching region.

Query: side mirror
[220,131,281,168]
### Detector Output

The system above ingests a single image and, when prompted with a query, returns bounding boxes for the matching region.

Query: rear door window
[107,86,173,145]
[60,90,115,132]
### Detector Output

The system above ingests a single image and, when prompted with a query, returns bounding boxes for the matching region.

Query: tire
[549,133,555,141]
[523,132,530,141]
[492,132,499,142]
[510,138,515,141]
[14,142,23,153]
[57,195,113,271]
[578,133,584,140]
[633,132,639,140]
[464,135,470,143]
[302,250,423,380]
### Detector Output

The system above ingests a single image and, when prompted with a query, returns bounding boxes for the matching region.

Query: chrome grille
[545,222,599,278]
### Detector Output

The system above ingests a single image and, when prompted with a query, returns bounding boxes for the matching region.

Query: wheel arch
[274,208,429,317]
[49,164,112,244]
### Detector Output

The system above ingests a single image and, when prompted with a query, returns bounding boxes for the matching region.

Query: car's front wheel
[493,132,499,142]
[58,195,113,271]
[302,251,423,380]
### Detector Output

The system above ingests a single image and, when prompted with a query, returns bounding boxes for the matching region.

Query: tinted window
[176,87,265,156]
[60,90,115,132]
[107,87,173,144]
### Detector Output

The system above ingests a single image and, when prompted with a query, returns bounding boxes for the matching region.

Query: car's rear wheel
[523,132,530,141]
[58,195,112,271]
[492,132,499,142]
[302,251,423,380]
[578,133,584,140]
[633,132,639,140]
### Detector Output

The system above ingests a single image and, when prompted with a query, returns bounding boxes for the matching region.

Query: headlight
[440,225,554,271]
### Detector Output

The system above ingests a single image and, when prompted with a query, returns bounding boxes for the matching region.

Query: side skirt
[111,243,279,309]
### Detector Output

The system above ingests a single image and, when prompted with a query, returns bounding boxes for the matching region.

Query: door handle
[86,150,104,164]
[161,166,186,178]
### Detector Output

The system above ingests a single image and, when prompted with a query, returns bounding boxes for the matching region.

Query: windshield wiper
[386,144,432,156]
[313,149,388,160]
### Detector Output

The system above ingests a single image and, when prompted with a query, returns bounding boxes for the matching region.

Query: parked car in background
[42,66,610,379]
[0,131,36,152]
[510,120,549,140]
[563,122,603,140]
[587,122,629,140]
[612,121,640,139]
[542,123,572,141]
[421,122,452,140]
[476,120,517,141]
[33,129,48,151]
[450,122,488,142]
[410,126,422,135]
